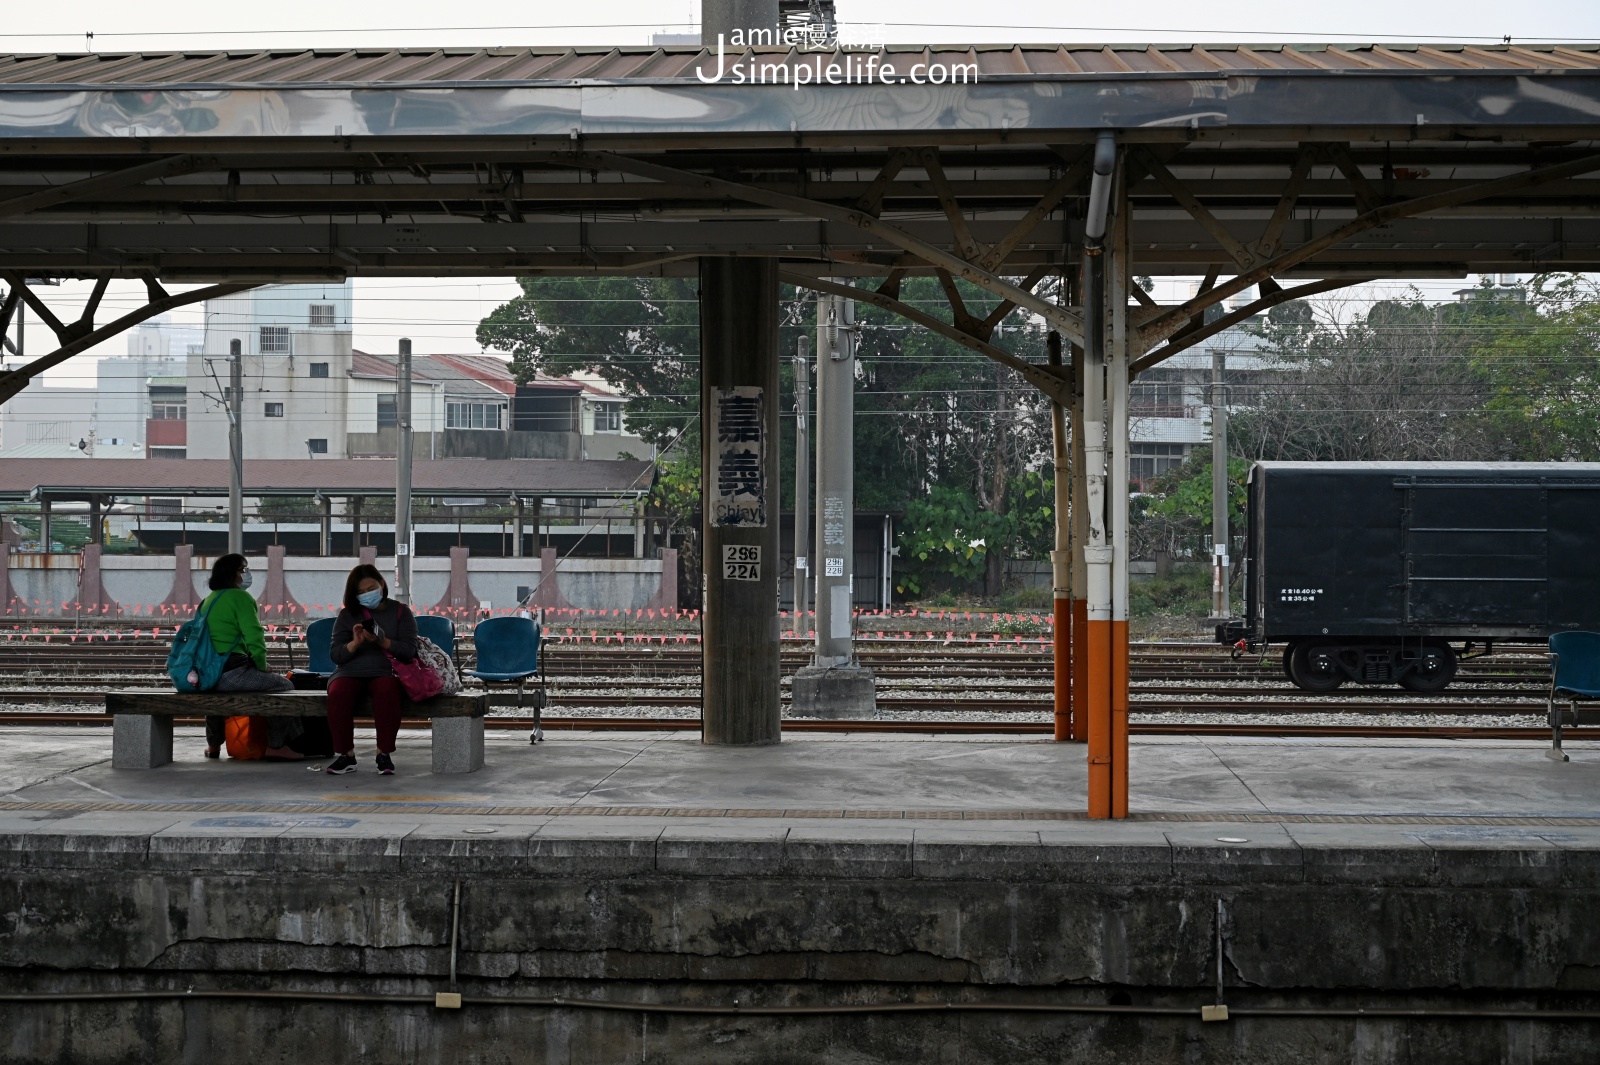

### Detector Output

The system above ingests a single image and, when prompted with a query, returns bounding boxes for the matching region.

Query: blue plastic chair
[465,615,545,743]
[1547,631,1600,761]
[291,616,338,682]
[415,614,457,662]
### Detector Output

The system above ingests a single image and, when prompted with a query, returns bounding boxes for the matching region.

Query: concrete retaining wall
[3,824,1600,1063]
[0,551,671,617]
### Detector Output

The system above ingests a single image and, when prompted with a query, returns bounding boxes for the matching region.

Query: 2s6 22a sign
[722,544,762,581]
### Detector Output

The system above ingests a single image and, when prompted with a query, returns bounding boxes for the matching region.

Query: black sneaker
[376,752,395,776]
[325,754,358,775]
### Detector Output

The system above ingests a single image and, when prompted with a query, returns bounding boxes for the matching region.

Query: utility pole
[395,337,414,604]
[227,338,243,555]
[1210,347,1230,621]
[792,286,875,718]
[793,334,811,623]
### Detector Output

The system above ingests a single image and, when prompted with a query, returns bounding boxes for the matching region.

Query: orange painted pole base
[1111,619,1129,818]
[1052,595,1072,740]
[1070,598,1089,742]
[1085,616,1113,819]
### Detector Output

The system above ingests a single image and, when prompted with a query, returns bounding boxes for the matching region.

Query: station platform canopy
[0,457,654,503]
[0,41,1595,283]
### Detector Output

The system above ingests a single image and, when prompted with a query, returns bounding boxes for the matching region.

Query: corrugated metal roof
[0,457,653,497]
[2,43,1597,87]
[348,352,513,398]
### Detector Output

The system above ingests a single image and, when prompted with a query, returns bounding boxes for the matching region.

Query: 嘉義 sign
[712,386,765,527]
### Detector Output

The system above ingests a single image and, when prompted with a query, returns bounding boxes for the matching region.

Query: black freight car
[1216,462,1600,692]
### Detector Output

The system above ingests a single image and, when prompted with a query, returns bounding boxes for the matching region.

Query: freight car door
[1399,481,1547,627]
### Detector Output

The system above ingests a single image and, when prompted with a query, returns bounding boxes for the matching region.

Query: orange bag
[224,716,268,760]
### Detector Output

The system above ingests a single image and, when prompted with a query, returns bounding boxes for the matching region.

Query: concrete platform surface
[2,726,1598,836]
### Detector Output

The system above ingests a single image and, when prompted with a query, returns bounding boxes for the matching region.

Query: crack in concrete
[0,755,113,802]
[569,737,668,807]
[1201,742,1273,814]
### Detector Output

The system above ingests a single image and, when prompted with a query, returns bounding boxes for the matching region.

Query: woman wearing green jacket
[200,553,296,759]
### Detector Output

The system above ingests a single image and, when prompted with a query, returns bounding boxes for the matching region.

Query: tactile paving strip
[3,797,1599,826]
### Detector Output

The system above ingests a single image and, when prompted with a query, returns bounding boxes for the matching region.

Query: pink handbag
[365,608,443,701]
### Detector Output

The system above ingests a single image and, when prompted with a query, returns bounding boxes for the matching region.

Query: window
[264,402,284,418]
[306,438,328,455]
[1130,444,1187,489]
[150,402,186,420]
[148,497,182,515]
[376,394,397,429]
[309,362,330,379]
[1131,370,1187,419]
[309,304,336,327]
[259,326,290,354]
[593,401,623,433]
[447,401,503,430]
[148,448,186,460]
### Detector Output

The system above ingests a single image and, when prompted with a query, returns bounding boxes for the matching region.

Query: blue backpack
[166,595,237,693]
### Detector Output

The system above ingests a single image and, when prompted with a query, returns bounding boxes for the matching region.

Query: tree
[1469,274,1600,461]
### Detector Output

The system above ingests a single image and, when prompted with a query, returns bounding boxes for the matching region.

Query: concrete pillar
[512,497,525,558]
[77,543,122,617]
[1210,348,1231,621]
[699,256,781,746]
[1069,335,1090,745]
[792,287,874,719]
[260,543,306,621]
[1048,329,1073,742]
[318,495,332,557]
[431,545,479,618]
[350,496,363,556]
[0,543,22,614]
[159,543,202,616]
[532,546,574,612]
[39,497,51,552]
[89,495,103,547]
[1108,171,1133,820]
[644,547,680,612]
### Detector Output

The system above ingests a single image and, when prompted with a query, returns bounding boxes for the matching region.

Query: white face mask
[357,589,383,608]
[239,571,254,590]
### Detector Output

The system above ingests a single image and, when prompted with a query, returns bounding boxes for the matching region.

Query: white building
[185,283,354,461]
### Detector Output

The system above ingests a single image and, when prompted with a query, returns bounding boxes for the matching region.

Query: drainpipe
[1081,131,1116,819]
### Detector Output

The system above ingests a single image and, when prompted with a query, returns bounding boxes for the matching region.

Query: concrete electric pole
[227,337,243,555]
[1210,348,1230,621]
[395,337,414,604]
[792,287,875,718]
[793,334,811,623]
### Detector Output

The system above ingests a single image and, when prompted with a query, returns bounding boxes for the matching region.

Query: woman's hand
[348,624,370,653]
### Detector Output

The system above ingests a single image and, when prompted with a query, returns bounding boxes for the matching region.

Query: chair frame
[465,616,547,743]
[1546,638,1600,762]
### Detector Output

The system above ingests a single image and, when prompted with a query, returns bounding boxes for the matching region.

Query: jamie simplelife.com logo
[697,23,978,88]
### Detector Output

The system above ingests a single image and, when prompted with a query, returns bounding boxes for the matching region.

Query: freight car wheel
[1289,641,1345,692]
[1399,643,1457,692]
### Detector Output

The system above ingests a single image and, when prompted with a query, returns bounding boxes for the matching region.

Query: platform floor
[3,727,1600,845]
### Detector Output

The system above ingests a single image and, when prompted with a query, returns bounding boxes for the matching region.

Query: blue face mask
[238,571,253,590]
[357,589,383,609]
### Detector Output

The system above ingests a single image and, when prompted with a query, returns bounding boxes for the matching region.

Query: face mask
[238,571,253,590]
[357,589,383,609]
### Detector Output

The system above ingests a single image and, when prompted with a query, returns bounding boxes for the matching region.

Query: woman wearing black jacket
[323,564,417,775]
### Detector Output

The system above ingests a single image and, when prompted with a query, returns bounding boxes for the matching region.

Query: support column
[1049,330,1072,741]
[318,495,331,558]
[792,286,875,720]
[699,256,782,746]
[1080,132,1118,820]
[89,495,103,547]
[793,334,811,621]
[1210,348,1231,621]
[39,496,51,552]
[512,497,525,558]
[350,495,363,556]
[1108,169,1133,820]
[1069,327,1090,744]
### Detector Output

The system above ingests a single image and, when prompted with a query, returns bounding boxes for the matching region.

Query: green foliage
[1145,455,1249,525]
[1469,274,1600,461]
[1129,564,1212,620]
[895,472,1055,597]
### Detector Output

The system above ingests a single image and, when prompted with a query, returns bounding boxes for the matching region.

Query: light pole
[793,333,811,623]
[226,337,243,555]
[395,337,414,604]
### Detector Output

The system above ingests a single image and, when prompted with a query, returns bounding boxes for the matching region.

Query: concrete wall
[3,551,669,616]
[4,827,1600,1062]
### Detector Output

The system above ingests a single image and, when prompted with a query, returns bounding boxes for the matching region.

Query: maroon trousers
[326,675,403,754]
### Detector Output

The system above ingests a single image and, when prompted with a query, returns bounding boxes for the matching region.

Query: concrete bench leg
[113,715,173,769]
[432,716,484,774]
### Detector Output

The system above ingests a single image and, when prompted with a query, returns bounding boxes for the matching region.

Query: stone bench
[106,690,488,773]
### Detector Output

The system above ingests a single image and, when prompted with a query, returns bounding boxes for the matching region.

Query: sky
[3,0,1597,386]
